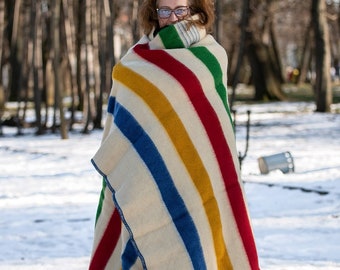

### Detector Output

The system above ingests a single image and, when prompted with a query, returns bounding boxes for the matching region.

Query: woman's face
[156,0,190,28]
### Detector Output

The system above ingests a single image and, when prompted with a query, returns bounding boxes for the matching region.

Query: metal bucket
[258,151,294,174]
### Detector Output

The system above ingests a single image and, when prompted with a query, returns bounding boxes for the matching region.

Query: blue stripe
[122,238,138,270]
[113,102,206,270]
[107,96,116,114]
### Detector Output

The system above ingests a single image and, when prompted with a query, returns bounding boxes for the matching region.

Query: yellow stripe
[113,62,232,269]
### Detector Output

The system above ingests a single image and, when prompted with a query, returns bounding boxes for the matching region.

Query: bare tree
[245,0,286,101]
[52,0,68,138]
[229,0,249,109]
[131,0,142,43]
[296,22,313,84]
[214,0,223,43]
[0,0,5,135]
[312,0,332,112]
[8,0,22,103]
[62,0,78,130]
[31,0,44,134]
[1,0,338,137]
[82,0,96,134]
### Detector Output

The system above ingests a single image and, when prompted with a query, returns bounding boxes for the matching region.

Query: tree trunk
[76,0,85,113]
[83,0,94,134]
[16,0,31,135]
[0,0,5,134]
[131,0,142,43]
[246,34,286,101]
[92,1,102,129]
[214,0,223,43]
[311,0,332,112]
[52,0,68,139]
[9,0,22,102]
[62,0,78,130]
[245,0,286,101]
[108,0,116,74]
[31,0,44,134]
[268,19,284,84]
[230,0,250,109]
[95,0,108,130]
[297,22,313,84]
[0,0,4,70]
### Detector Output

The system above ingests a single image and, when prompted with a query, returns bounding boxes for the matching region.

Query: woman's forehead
[157,0,188,8]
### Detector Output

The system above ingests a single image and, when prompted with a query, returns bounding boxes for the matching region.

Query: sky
[0,101,339,269]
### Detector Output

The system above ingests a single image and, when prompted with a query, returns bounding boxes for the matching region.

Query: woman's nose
[168,11,178,22]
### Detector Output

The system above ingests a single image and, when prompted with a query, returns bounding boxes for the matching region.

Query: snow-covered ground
[0,101,339,269]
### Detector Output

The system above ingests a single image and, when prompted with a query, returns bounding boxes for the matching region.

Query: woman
[89,0,260,269]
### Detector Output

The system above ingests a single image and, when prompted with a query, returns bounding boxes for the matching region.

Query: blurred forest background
[0,0,339,138]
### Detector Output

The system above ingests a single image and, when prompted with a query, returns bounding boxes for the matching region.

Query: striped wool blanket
[89,19,259,270]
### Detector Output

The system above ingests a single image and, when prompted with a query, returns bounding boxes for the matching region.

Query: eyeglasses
[156,6,189,19]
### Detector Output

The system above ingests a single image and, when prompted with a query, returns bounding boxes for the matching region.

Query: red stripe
[89,209,121,270]
[134,44,259,269]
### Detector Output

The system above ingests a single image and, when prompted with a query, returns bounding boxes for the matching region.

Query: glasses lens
[158,8,171,18]
[174,7,188,17]
[157,7,188,18]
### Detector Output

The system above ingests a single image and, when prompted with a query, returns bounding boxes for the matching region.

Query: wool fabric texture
[89,19,259,270]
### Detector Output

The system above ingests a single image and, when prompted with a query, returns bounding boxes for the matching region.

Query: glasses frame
[156,6,190,19]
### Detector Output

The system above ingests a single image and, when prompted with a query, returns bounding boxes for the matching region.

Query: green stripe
[189,47,233,125]
[159,25,185,49]
[95,178,107,225]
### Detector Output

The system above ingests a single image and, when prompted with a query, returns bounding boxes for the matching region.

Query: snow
[1,101,339,269]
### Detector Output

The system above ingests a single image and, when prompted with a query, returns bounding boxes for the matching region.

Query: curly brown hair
[139,0,215,35]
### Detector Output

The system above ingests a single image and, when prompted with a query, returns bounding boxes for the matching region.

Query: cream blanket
[89,19,259,270]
